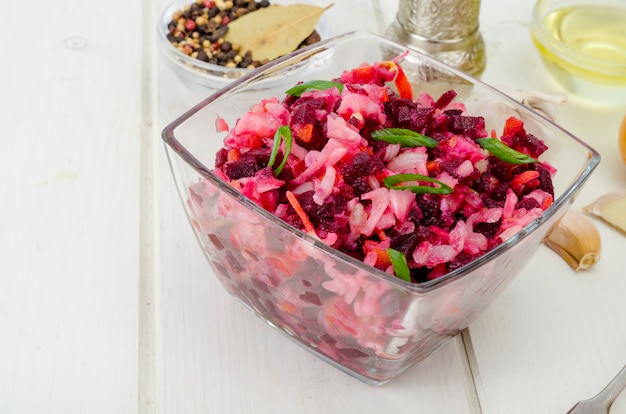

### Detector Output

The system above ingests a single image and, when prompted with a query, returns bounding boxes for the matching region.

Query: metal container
[386,0,486,77]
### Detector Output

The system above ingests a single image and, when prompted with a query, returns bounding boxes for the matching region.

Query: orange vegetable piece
[393,63,413,100]
[293,123,314,143]
[285,190,315,234]
[510,170,540,193]
[619,114,626,164]
[503,117,525,137]
[351,65,378,84]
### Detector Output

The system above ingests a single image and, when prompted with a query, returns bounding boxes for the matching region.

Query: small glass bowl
[156,0,330,89]
[530,0,626,106]
[162,31,600,385]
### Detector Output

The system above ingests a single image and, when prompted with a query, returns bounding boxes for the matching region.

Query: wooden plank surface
[468,0,626,413]
[0,0,143,412]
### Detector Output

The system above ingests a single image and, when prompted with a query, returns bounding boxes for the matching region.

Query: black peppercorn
[165,0,320,70]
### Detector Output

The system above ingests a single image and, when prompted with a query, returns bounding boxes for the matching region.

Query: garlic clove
[583,191,626,235]
[515,89,568,123]
[545,208,601,271]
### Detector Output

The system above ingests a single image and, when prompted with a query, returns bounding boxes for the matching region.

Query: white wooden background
[2,0,626,413]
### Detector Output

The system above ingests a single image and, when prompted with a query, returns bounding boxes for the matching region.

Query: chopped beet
[449,251,479,272]
[434,89,458,109]
[295,191,349,234]
[473,220,502,239]
[515,198,540,210]
[507,132,549,159]
[341,152,385,185]
[207,61,555,284]
[447,114,487,139]
[290,101,321,125]
[423,113,452,141]
[410,267,430,284]
[474,173,498,194]
[487,159,510,180]
[386,225,420,256]
[299,291,322,306]
[439,158,464,178]
[246,147,272,165]
[215,147,229,168]
[349,177,372,197]
[222,155,263,179]
[289,101,327,150]
[535,164,555,196]
[415,197,443,227]
[488,182,510,202]
[383,99,435,131]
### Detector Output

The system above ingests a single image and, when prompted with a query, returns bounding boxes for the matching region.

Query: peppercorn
[165,0,320,71]
[196,50,210,62]
[220,41,232,52]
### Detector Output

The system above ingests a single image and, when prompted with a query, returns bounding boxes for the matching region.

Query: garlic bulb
[583,191,626,235]
[545,208,601,271]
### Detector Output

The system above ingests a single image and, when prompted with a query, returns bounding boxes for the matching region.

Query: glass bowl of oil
[530,0,626,106]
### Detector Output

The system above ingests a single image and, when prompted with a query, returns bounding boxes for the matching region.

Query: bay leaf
[224,3,333,62]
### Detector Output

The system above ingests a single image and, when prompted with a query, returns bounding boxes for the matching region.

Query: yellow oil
[532,4,626,86]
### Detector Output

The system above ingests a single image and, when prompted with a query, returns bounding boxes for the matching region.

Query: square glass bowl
[157,0,330,89]
[530,0,626,106]
[162,31,600,385]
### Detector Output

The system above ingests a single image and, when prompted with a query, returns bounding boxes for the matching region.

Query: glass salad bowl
[162,31,600,385]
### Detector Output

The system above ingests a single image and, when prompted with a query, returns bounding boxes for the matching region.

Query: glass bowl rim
[162,30,601,293]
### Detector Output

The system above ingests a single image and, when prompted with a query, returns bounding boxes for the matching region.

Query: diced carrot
[293,123,314,143]
[393,63,413,100]
[375,229,387,241]
[378,249,392,269]
[285,190,315,234]
[352,65,377,83]
[510,170,540,193]
[381,89,390,102]
[542,195,554,210]
[227,149,240,161]
[267,255,296,277]
[426,160,440,173]
[278,301,296,314]
[503,117,525,137]
[363,239,392,269]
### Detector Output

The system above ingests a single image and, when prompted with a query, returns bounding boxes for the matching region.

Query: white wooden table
[2,0,626,413]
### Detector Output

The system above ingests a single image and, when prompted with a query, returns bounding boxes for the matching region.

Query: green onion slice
[371,128,438,148]
[285,80,344,97]
[476,138,538,164]
[383,174,453,195]
[268,126,292,176]
[387,248,411,282]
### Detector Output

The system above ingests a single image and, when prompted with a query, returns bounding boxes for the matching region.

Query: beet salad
[209,59,555,283]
